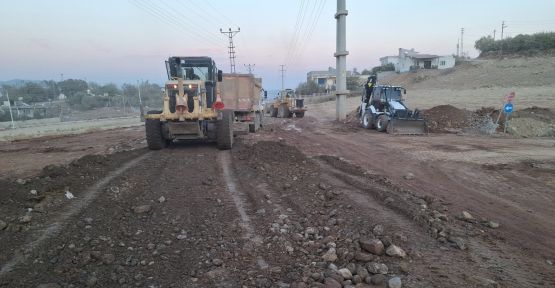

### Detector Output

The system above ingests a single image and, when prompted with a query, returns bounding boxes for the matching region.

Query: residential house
[381,48,455,73]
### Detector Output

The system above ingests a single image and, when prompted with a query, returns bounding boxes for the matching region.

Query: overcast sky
[1,0,554,90]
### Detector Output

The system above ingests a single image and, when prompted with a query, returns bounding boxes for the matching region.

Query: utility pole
[499,21,507,58]
[456,38,460,57]
[335,0,349,121]
[244,64,255,74]
[460,28,464,58]
[137,80,144,121]
[220,27,240,73]
[60,73,64,81]
[493,29,496,40]
[4,90,15,129]
[279,65,286,91]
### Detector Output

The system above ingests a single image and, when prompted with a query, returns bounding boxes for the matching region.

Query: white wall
[437,56,455,69]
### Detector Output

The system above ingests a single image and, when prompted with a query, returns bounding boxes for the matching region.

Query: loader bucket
[387,118,427,135]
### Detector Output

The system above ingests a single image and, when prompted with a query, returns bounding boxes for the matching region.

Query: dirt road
[0,113,554,287]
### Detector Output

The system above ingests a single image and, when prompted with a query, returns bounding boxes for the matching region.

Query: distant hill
[378,56,555,90]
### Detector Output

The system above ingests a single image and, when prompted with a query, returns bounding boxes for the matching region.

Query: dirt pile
[507,107,555,137]
[423,105,470,133]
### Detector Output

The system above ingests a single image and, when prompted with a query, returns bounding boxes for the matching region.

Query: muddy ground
[0,113,554,287]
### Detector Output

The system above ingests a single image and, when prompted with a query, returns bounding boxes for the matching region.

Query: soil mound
[423,105,470,133]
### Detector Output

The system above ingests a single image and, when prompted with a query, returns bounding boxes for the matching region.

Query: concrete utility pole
[220,27,240,73]
[335,0,349,121]
[460,28,464,58]
[244,64,255,74]
[137,80,144,121]
[5,90,15,129]
[279,65,286,91]
[499,21,507,58]
[493,29,496,40]
[456,38,460,57]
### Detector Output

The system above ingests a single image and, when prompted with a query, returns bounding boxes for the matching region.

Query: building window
[440,60,446,66]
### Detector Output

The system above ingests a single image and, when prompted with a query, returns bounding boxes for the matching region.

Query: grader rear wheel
[217,110,234,150]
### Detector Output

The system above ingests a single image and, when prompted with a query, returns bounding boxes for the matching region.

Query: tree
[59,79,88,98]
[295,81,325,95]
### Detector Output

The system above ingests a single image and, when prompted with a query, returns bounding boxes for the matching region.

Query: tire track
[0,152,152,277]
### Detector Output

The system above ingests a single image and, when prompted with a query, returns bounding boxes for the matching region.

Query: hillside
[376,56,555,110]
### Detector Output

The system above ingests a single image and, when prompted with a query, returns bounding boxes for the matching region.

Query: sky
[1,0,554,91]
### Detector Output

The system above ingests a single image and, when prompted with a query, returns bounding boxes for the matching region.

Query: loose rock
[133,205,152,214]
[0,220,7,230]
[158,196,166,203]
[448,236,467,250]
[487,221,500,229]
[322,248,338,262]
[386,245,407,258]
[359,239,384,255]
[367,262,388,275]
[388,276,402,288]
[324,277,342,288]
[338,268,352,280]
[403,173,414,180]
[461,211,474,222]
[372,224,384,236]
[354,251,374,262]
[370,274,386,285]
[19,215,32,224]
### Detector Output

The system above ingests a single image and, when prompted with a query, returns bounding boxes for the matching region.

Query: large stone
[322,248,338,262]
[388,276,402,288]
[386,245,407,258]
[367,262,388,275]
[133,205,152,214]
[324,278,342,288]
[354,251,374,262]
[359,239,384,255]
[338,268,352,280]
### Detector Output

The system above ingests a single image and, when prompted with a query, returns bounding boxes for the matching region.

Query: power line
[284,0,307,63]
[220,28,240,73]
[291,0,326,64]
[130,0,221,47]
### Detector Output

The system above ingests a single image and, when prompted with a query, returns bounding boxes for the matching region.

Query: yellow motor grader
[144,56,233,150]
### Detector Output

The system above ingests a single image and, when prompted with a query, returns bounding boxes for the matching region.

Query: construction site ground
[0,106,554,287]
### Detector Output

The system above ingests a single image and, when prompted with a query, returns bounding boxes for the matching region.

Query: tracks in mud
[0,152,152,277]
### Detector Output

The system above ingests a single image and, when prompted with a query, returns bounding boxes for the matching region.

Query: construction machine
[359,85,426,134]
[269,89,306,118]
[220,73,265,134]
[144,56,233,150]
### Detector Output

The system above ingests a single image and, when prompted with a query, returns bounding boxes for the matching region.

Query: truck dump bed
[220,73,262,112]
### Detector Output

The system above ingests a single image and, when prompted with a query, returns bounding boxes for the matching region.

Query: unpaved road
[0,113,554,287]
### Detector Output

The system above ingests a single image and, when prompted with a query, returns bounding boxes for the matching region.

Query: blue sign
[504,103,513,114]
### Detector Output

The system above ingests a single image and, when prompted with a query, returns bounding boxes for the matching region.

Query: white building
[307,67,337,91]
[380,48,455,73]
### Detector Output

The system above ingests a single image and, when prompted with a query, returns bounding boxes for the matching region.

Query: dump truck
[359,85,426,134]
[144,56,234,150]
[220,73,264,133]
[269,89,306,118]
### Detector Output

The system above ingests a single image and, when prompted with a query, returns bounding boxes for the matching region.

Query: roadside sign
[504,103,514,114]
[505,91,516,103]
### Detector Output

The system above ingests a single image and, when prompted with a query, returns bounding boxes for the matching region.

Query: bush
[475,32,555,55]
[371,63,395,74]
